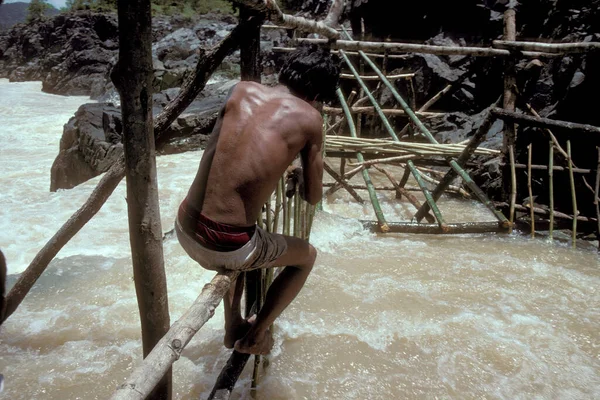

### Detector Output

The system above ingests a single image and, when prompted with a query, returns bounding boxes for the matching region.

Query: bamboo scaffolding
[549,142,554,240]
[336,88,390,232]
[323,106,443,117]
[527,144,535,237]
[297,38,558,58]
[372,165,436,223]
[492,108,600,134]
[111,271,238,400]
[568,141,578,247]
[493,40,600,54]
[361,220,509,234]
[346,42,510,226]
[412,166,470,198]
[509,145,517,230]
[339,48,447,230]
[323,162,365,203]
[340,73,415,80]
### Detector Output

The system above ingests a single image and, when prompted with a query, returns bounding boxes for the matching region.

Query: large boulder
[50,78,238,191]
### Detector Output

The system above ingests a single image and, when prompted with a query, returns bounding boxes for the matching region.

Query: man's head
[279,43,341,104]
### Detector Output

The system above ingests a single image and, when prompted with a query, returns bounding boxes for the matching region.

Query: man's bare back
[186,81,324,225]
[176,43,340,355]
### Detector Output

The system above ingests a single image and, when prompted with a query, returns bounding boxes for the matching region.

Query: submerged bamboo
[567,141,578,247]
[527,144,535,237]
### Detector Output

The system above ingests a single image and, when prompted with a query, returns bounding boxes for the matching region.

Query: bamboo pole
[549,142,554,240]
[296,38,558,58]
[499,162,592,174]
[491,108,600,134]
[493,40,600,54]
[111,271,238,400]
[323,106,443,117]
[361,221,509,234]
[502,7,517,204]
[527,143,535,237]
[349,44,509,226]
[567,141,578,247]
[235,0,340,38]
[595,148,600,251]
[337,88,390,232]
[495,202,597,223]
[509,145,517,230]
[340,73,414,80]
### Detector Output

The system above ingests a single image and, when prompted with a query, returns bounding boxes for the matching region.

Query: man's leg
[223,273,251,348]
[234,235,316,355]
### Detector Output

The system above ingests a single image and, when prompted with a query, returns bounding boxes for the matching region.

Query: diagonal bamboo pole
[337,88,389,232]
[111,271,238,400]
[323,162,364,203]
[567,141,578,248]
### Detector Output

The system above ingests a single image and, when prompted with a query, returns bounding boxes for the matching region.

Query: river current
[0,79,598,399]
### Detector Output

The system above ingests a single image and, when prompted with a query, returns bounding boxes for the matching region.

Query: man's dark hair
[279,43,341,103]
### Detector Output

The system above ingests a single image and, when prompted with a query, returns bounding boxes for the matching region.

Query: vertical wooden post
[112,0,171,398]
[567,141,577,248]
[595,147,600,251]
[527,143,535,237]
[548,142,554,240]
[509,145,517,231]
[502,7,517,201]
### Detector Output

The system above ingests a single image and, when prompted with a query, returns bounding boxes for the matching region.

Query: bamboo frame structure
[323,106,443,117]
[491,108,600,134]
[493,39,600,53]
[297,38,559,58]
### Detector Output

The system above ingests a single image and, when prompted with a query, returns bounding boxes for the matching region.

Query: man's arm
[300,119,324,205]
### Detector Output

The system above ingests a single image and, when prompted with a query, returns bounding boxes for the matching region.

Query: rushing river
[0,79,599,399]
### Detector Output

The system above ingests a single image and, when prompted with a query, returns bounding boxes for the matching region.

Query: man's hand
[285,166,304,199]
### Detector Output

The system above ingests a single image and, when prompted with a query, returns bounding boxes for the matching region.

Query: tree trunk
[113,1,171,399]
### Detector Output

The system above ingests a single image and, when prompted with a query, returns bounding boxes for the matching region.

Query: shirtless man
[175,44,340,355]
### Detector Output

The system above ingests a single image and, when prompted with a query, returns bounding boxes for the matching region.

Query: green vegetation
[27,0,51,22]
[64,0,235,15]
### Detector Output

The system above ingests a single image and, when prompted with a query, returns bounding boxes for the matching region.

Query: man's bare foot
[224,316,255,349]
[234,329,274,355]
